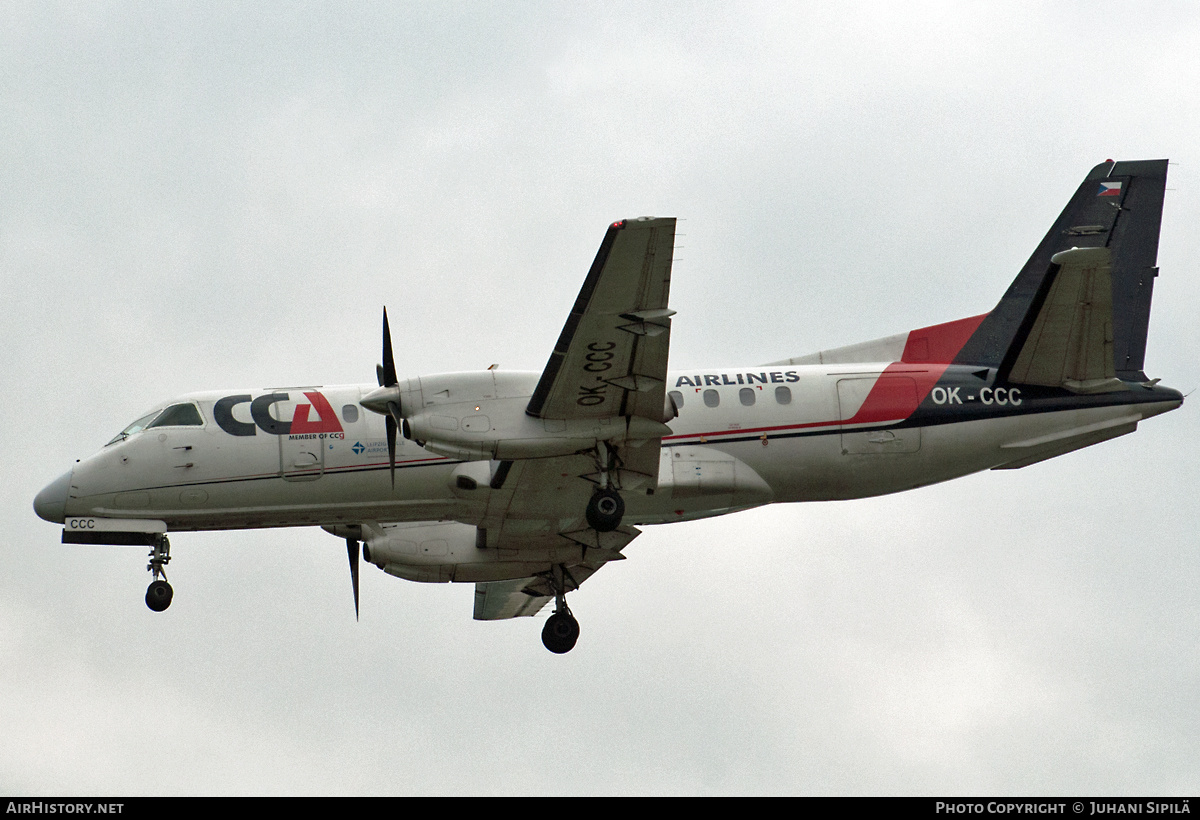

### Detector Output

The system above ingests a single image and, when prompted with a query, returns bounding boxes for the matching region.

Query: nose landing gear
[144,535,173,612]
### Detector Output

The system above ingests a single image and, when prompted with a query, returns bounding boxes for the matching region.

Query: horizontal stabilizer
[993,413,1140,469]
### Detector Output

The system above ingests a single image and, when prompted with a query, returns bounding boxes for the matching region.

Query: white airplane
[34,159,1183,653]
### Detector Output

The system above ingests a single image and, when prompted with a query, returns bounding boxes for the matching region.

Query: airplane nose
[34,470,72,524]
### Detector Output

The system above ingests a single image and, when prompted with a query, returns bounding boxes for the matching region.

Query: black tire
[541,612,580,654]
[145,580,173,612]
[585,488,624,532]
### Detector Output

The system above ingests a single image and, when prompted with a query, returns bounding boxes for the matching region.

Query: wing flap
[472,525,638,620]
[473,578,553,620]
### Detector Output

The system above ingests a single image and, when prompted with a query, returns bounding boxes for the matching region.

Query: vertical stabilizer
[954,159,1168,382]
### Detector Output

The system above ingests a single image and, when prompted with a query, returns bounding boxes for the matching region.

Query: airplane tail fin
[953,159,1169,383]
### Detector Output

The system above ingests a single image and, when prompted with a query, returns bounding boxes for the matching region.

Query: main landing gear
[544,442,630,651]
[585,442,625,533]
[144,535,173,612]
[541,564,581,654]
[585,487,624,532]
[542,609,580,654]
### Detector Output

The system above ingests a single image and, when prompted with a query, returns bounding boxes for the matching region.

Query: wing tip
[610,216,675,230]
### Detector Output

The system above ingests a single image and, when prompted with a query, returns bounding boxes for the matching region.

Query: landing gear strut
[145,535,173,612]
[586,441,625,532]
[541,564,580,654]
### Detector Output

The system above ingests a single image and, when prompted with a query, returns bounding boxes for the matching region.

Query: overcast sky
[3,1,1198,795]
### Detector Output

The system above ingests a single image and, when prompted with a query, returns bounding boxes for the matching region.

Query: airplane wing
[469,454,642,620]
[472,526,637,620]
[471,218,676,620]
[526,216,677,424]
[474,578,552,619]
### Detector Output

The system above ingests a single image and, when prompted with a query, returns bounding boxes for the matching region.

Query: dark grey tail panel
[954,159,1168,381]
[1107,159,1167,379]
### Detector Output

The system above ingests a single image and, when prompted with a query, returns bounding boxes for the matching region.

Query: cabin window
[668,390,683,409]
[703,389,720,408]
[342,404,359,424]
[147,403,204,429]
[775,386,792,405]
[739,388,756,406]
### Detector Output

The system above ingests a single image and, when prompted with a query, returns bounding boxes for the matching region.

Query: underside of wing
[471,521,639,620]
[469,453,644,620]
[355,515,637,609]
[484,445,661,527]
[526,217,677,423]
[473,577,552,619]
[472,557,621,621]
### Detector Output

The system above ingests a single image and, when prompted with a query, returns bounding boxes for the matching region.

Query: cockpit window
[107,411,162,446]
[147,403,204,429]
[106,403,203,446]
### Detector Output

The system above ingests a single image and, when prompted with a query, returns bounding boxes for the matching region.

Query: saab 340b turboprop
[34,159,1183,653]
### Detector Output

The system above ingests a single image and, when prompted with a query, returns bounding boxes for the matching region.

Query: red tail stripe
[901,313,987,364]
[845,313,987,424]
[841,364,950,425]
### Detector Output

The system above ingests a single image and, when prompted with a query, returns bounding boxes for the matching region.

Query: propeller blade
[385,414,397,489]
[346,538,361,621]
[363,307,402,489]
[381,307,397,387]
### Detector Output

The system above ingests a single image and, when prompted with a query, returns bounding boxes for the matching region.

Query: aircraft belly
[751,403,1161,502]
[76,460,463,531]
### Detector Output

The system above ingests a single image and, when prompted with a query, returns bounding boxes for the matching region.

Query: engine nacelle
[361,520,598,584]
[401,371,674,461]
[407,406,672,460]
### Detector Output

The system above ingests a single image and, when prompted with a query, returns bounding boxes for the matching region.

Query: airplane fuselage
[51,363,1181,536]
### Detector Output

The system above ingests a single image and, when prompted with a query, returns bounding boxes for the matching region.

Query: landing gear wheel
[586,488,624,532]
[541,611,580,654]
[145,535,172,612]
[145,579,173,612]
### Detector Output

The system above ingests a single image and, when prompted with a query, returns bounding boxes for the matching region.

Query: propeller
[360,308,406,487]
[346,538,361,620]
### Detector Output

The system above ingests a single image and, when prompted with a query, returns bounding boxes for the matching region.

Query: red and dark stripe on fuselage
[841,314,1178,434]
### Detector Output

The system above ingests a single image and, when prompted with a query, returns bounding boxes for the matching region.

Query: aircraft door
[254,391,328,481]
[280,433,325,481]
[836,377,922,454]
